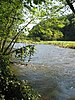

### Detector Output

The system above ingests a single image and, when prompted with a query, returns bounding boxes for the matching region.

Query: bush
[0,54,39,100]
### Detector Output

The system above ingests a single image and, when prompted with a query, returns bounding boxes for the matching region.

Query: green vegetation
[0,0,41,99]
[61,14,75,40]
[22,41,75,49]
[0,0,75,99]
[28,17,66,41]
[39,41,75,49]
[28,14,75,41]
[0,54,39,100]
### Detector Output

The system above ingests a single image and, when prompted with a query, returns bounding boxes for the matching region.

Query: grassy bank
[39,41,75,49]
[21,40,75,49]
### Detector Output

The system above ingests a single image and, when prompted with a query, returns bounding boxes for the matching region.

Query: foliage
[55,0,75,14]
[0,0,24,54]
[28,14,75,41]
[0,1,40,99]
[28,18,65,41]
[0,0,44,55]
[0,0,75,53]
[0,54,39,100]
[14,45,35,62]
[0,0,74,55]
[61,14,75,40]
[0,0,75,99]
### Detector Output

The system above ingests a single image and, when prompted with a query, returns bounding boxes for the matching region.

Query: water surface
[15,44,75,100]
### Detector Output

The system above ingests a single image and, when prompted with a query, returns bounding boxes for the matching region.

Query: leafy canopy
[0,0,75,55]
[28,17,67,41]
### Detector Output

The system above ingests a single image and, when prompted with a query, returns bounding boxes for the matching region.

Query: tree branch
[7,37,18,54]
[66,0,75,14]
[3,19,34,54]
[1,19,15,52]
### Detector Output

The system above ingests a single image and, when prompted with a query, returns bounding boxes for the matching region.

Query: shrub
[0,54,39,100]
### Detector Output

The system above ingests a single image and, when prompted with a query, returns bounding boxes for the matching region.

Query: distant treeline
[27,14,75,41]
[61,14,75,41]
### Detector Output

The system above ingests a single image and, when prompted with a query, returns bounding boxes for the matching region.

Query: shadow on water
[18,63,75,100]
[19,65,61,100]
[14,44,75,100]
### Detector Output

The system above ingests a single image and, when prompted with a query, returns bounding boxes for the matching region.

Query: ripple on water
[15,44,75,100]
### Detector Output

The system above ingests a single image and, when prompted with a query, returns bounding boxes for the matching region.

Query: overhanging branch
[3,19,34,54]
[66,0,75,14]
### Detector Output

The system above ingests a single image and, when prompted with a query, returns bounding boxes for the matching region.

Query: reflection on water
[15,44,75,100]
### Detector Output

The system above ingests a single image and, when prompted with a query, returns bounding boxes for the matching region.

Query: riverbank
[19,40,75,49]
[41,41,75,49]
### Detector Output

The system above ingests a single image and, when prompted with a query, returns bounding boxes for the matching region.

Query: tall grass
[42,41,75,49]
[24,40,75,49]
[17,39,75,49]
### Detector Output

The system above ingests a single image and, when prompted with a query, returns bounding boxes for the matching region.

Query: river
[14,44,75,100]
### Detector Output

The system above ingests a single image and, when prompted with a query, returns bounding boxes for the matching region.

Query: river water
[14,44,75,100]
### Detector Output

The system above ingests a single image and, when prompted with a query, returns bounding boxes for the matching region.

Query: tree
[0,0,45,55]
[0,0,23,54]
[0,0,75,99]
[28,17,65,41]
[0,1,43,99]
[66,0,75,13]
[0,0,74,55]
[61,14,75,40]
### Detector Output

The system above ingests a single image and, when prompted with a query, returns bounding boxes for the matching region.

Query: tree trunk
[66,0,75,14]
